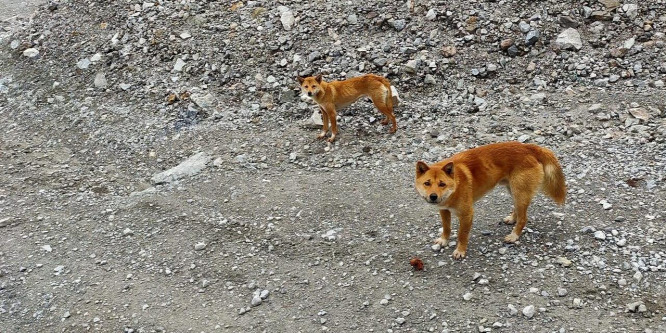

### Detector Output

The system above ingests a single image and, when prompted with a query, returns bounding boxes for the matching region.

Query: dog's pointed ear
[416,161,430,176]
[297,76,305,84]
[443,162,454,176]
[315,74,323,83]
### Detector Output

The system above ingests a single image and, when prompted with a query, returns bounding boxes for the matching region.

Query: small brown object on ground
[410,257,424,271]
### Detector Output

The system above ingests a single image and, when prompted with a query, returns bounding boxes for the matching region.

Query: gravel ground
[1,1,665,332]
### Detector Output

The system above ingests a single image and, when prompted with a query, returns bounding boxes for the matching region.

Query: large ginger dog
[414,142,566,259]
[297,74,397,142]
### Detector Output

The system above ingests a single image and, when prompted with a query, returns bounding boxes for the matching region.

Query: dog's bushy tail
[535,146,566,205]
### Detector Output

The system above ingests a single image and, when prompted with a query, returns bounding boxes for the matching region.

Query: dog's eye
[439,182,446,187]
[304,85,308,88]
[424,181,431,186]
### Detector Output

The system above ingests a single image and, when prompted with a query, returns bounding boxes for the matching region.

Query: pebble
[41,245,52,252]
[594,231,606,240]
[194,242,206,251]
[22,48,39,58]
[94,73,107,88]
[425,9,436,21]
[251,295,262,306]
[179,32,191,39]
[556,257,572,267]
[76,58,91,69]
[522,305,536,318]
[508,304,518,316]
[555,28,583,50]
[281,10,295,30]
[173,58,186,72]
[463,292,473,301]
[557,288,568,297]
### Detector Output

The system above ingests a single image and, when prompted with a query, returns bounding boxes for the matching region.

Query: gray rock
[508,304,518,316]
[404,59,418,74]
[190,93,216,112]
[390,19,406,31]
[173,58,186,71]
[519,21,531,33]
[594,231,606,240]
[76,58,91,69]
[347,14,357,24]
[194,242,206,251]
[525,30,540,46]
[151,152,212,184]
[300,109,323,128]
[281,10,295,30]
[22,48,39,58]
[251,295,262,306]
[522,305,535,318]
[556,28,582,50]
[557,288,568,297]
[373,58,388,67]
[622,4,638,19]
[424,74,436,85]
[94,73,107,88]
[425,9,436,21]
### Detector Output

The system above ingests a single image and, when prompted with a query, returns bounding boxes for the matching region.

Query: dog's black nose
[429,193,438,202]
[307,92,313,96]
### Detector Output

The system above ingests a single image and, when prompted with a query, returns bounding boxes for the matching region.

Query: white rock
[41,245,52,252]
[555,28,583,50]
[190,93,216,112]
[173,58,186,72]
[508,304,518,316]
[463,292,473,301]
[23,48,40,58]
[251,295,262,306]
[522,305,536,318]
[594,231,606,240]
[622,4,638,19]
[573,298,583,308]
[425,9,437,21]
[122,228,133,235]
[281,11,295,30]
[599,199,612,210]
[633,271,642,282]
[76,58,91,69]
[194,242,206,251]
[94,73,107,88]
[180,32,192,39]
[300,110,323,129]
[119,83,131,91]
[395,317,406,325]
[616,239,626,247]
[151,152,212,184]
[431,243,441,251]
[90,53,102,62]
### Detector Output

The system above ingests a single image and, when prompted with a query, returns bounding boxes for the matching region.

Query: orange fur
[414,142,566,259]
[297,74,397,142]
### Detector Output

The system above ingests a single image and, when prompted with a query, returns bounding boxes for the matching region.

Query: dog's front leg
[434,209,451,246]
[326,106,338,142]
[317,106,329,140]
[453,210,474,259]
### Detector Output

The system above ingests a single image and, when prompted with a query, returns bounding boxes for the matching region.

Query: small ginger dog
[297,74,397,142]
[414,142,566,259]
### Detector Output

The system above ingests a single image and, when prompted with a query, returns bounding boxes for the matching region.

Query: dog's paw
[380,118,390,125]
[504,233,520,243]
[326,136,336,143]
[433,237,449,247]
[316,132,327,140]
[452,248,466,260]
[503,214,516,224]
